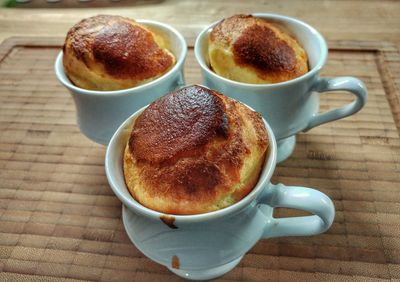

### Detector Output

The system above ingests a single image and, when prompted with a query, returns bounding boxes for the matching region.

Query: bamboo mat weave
[0,37,399,281]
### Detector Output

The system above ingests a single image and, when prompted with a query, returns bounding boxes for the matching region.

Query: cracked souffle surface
[123,85,269,215]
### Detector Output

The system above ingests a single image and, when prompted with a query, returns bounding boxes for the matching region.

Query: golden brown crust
[209,14,308,84]
[123,85,269,215]
[129,85,229,164]
[233,24,296,73]
[63,15,175,90]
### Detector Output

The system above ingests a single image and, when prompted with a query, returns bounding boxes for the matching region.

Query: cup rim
[194,13,328,89]
[54,19,187,96]
[105,94,278,223]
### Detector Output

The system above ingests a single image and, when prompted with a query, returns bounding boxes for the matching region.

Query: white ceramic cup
[105,103,335,281]
[194,13,367,163]
[54,20,187,145]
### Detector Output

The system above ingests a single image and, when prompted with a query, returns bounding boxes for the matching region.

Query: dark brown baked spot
[160,215,177,229]
[93,20,172,79]
[171,255,180,269]
[233,24,296,73]
[129,85,229,164]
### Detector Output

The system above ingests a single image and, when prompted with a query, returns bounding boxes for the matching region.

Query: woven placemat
[0,37,399,281]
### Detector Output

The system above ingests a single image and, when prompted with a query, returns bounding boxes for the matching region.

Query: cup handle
[304,76,367,131]
[259,183,335,238]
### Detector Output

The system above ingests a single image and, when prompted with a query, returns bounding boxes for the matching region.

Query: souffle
[63,15,175,91]
[123,85,269,215]
[208,14,308,84]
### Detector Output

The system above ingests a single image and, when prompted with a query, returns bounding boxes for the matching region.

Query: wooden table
[0,1,400,281]
[0,0,400,46]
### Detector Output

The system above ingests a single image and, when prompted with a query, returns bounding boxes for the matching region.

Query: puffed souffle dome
[123,85,269,215]
[63,15,176,91]
[208,14,309,84]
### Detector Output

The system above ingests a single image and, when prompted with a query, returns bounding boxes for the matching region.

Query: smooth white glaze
[55,20,187,145]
